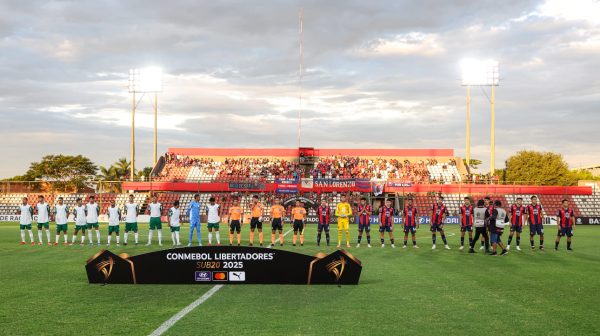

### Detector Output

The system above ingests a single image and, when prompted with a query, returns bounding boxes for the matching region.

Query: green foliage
[463,158,483,169]
[5,155,97,191]
[505,150,576,186]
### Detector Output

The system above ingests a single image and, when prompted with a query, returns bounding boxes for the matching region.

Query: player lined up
[15,194,577,252]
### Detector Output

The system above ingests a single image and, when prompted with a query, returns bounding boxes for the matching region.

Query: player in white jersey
[71,198,87,245]
[53,197,70,245]
[169,200,182,246]
[17,197,35,245]
[206,197,221,245]
[123,194,139,245]
[35,195,52,245]
[85,195,101,245]
[106,200,121,246]
[146,195,163,246]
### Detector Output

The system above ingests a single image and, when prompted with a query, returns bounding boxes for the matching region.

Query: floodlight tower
[460,59,499,175]
[128,67,163,181]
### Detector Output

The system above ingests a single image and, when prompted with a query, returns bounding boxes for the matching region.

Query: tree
[97,165,121,192]
[7,155,98,191]
[505,151,575,186]
[463,158,483,170]
[113,157,131,178]
[136,167,153,181]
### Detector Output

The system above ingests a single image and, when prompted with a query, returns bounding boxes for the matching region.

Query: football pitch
[1,222,599,336]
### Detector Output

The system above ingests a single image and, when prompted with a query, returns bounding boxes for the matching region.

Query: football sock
[468,238,473,247]
[461,237,465,246]
[516,237,520,246]
[540,239,544,246]
[337,230,342,244]
[208,232,213,244]
[20,230,25,242]
[325,232,330,245]
[96,230,100,244]
[157,230,162,244]
[567,241,572,249]
[28,230,34,242]
[390,238,395,245]
[412,239,416,246]
[63,233,68,243]
[116,235,120,244]
[171,232,176,244]
[124,232,128,244]
[38,230,43,243]
[107,236,111,244]
[432,234,436,244]
[55,234,60,243]
[530,239,534,247]
[317,232,321,244]
[507,236,513,245]
[134,232,139,243]
[87,230,92,243]
[45,230,50,243]
[345,230,350,243]
[81,235,85,244]
[215,232,220,244]
[175,231,180,245]
[441,235,448,245]
[357,235,362,244]
[148,231,153,244]
[366,235,371,244]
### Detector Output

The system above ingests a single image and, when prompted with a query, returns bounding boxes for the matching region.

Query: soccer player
[555,199,575,251]
[106,200,121,246]
[335,194,352,248]
[459,197,474,250]
[123,194,139,245]
[35,195,51,245]
[85,195,101,246]
[291,200,307,246]
[379,198,395,248]
[206,197,221,246]
[249,195,264,246]
[228,197,242,246]
[270,197,286,247]
[17,197,35,245]
[507,197,526,251]
[187,194,202,246]
[316,199,331,246]
[430,196,450,250]
[481,196,494,250]
[146,195,163,246]
[488,200,509,256]
[53,197,70,245]
[71,198,87,245]
[526,195,545,250]
[169,200,182,246]
[402,198,418,248]
[356,197,372,248]
[470,199,489,253]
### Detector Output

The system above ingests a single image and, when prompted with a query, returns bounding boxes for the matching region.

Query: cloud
[358,32,445,57]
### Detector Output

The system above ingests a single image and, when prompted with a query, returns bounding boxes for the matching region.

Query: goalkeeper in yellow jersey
[335,194,353,248]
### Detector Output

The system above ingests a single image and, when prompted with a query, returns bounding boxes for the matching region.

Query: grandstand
[1,148,598,221]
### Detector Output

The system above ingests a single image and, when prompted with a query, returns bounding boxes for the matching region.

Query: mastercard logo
[213,272,227,281]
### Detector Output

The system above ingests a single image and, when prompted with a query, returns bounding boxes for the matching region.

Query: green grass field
[1,221,599,336]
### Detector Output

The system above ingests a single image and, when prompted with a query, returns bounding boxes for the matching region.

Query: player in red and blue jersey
[379,199,395,248]
[430,196,450,250]
[356,197,372,248]
[459,197,474,250]
[525,195,545,250]
[316,199,331,246]
[507,197,526,251]
[555,199,575,251]
[402,198,419,248]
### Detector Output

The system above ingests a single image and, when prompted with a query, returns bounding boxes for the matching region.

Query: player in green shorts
[71,198,87,245]
[53,197,70,245]
[123,194,139,245]
[206,197,222,245]
[17,197,35,245]
[169,200,182,246]
[106,200,121,246]
[146,195,163,246]
[35,195,52,245]
[85,195,101,245]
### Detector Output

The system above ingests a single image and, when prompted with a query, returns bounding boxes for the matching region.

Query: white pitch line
[149,228,294,335]
[149,284,223,336]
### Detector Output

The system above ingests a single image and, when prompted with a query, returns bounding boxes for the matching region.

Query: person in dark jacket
[487,200,509,256]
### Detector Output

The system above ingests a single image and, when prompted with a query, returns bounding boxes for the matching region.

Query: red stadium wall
[167,148,455,157]
[122,181,592,195]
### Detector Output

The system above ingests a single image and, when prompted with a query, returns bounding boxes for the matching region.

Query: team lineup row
[15,194,577,254]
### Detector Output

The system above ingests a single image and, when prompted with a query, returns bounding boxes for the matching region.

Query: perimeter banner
[86,246,362,285]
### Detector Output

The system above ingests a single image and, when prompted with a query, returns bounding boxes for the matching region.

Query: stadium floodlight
[460,58,500,176]
[127,67,163,181]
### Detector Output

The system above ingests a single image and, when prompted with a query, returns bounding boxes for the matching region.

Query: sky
[1,0,599,178]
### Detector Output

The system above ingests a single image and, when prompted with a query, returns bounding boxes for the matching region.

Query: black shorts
[230,220,241,233]
[271,218,283,231]
[250,217,262,230]
[293,219,304,232]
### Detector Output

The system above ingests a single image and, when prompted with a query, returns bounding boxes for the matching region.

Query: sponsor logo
[229,271,246,281]
[213,272,228,281]
[95,257,114,281]
[326,256,346,282]
[195,271,211,282]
